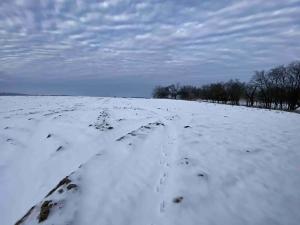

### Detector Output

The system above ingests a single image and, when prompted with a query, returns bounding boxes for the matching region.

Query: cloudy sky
[1,0,300,96]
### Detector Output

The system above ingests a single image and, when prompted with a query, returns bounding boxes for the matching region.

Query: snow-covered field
[1,96,300,225]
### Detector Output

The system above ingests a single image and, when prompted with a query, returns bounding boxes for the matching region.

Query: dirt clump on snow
[38,200,56,223]
[173,196,184,203]
[46,176,71,197]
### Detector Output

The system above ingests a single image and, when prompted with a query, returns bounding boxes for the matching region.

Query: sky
[0,0,300,97]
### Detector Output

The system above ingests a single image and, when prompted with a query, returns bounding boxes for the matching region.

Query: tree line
[153,61,300,111]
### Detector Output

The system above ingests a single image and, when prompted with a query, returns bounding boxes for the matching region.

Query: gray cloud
[0,0,300,96]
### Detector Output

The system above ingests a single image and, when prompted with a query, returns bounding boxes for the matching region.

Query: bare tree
[286,62,300,110]
[225,79,244,105]
[245,81,257,107]
[152,60,300,111]
[268,66,287,109]
[152,86,169,98]
[178,86,199,100]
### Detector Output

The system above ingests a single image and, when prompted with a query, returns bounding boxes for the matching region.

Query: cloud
[0,0,299,91]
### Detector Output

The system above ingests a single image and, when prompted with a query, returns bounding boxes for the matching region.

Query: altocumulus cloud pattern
[0,0,300,94]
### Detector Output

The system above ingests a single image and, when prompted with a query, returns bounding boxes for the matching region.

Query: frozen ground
[0,96,300,225]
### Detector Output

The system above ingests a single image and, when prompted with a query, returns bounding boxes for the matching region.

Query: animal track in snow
[159,201,165,213]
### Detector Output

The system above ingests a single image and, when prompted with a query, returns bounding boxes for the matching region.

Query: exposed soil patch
[46,176,71,197]
[181,157,189,165]
[116,136,126,141]
[116,121,165,141]
[67,184,78,190]
[15,175,78,224]
[94,111,113,131]
[56,146,63,152]
[150,122,165,126]
[128,131,137,136]
[197,172,208,181]
[173,196,184,203]
[38,200,56,223]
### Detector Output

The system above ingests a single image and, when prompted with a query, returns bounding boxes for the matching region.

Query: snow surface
[1,96,300,225]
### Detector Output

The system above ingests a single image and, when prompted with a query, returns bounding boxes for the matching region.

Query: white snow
[1,96,300,225]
